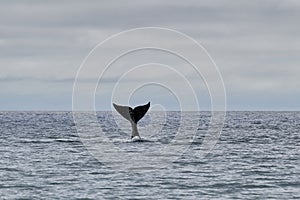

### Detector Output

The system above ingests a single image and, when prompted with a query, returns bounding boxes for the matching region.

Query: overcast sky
[1,0,299,110]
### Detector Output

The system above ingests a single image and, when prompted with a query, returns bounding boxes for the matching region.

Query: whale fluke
[113,102,150,138]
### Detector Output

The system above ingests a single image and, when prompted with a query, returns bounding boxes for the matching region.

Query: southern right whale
[113,102,150,140]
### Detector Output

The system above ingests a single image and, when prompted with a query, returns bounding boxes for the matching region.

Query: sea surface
[0,111,299,199]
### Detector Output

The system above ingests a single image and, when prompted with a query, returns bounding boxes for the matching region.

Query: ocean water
[0,111,299,199]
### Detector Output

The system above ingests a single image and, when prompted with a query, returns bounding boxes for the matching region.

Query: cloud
[0,0,299,110]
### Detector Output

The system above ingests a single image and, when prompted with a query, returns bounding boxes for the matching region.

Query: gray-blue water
[0,111,299,199]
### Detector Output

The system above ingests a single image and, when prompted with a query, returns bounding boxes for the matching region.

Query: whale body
[113,102,150,139]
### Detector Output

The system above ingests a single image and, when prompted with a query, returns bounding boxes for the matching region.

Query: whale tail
[113,102,150,138]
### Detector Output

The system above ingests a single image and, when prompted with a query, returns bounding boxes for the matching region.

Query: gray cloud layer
[0,0,299,110]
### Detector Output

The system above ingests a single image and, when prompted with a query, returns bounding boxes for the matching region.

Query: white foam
[131,136,142,142]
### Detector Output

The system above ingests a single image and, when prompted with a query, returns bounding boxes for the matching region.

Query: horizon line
[0,109,299,112]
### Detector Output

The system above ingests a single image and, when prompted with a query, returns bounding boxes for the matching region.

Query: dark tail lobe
[113,102,150,123]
